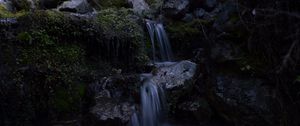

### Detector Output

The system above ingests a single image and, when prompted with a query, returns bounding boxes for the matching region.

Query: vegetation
[0,5,27,18]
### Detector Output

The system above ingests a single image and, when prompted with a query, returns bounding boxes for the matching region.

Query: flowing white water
[131,20,172,126]
[131,77,166,126]
[145,20,173,62]
[141,79,165,126]
[130,112,140,126]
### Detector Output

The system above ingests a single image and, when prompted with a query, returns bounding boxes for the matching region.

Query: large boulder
[127,0,150,14]
[152,60,197,89]
[58,0,93,13]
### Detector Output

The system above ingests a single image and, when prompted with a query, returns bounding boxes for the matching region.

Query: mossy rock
[166,19,211,59]
[95,8,148,67]
[17,10,91,43]
[0,4,27,18]
[96,8,142,38]
[13,29,88,119]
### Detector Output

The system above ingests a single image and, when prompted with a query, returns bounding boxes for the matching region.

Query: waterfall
[141,79,165,126]
[130,20,172,126]
[130,112,140,126]
[145,20,173,62]
[131,77,166,126]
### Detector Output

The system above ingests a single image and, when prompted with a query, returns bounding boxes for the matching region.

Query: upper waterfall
[146,20,174,62]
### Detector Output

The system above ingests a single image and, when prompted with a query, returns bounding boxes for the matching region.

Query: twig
[276,40,299,73]
[256,9,300,19]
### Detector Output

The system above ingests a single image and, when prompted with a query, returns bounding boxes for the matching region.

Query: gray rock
[128,0,150,15]
[216,75,272,112]
[89,75,140,124]
[194,8,206,18]
[0,0,14,11]
[163,0,189,16]
[58,0,93,14]
[90,98,135,123]
[182,13,194,22]
[152,60,197,89]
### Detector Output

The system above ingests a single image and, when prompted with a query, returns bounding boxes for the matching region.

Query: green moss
[166,19,211,58]
[14,29,87,116]
[17,32,32,43]
[95,8,148,66]
[53,83,85,113]
[96,8,143,39]
[18,30,84,67]
[0,5,27,18]
[167,19,210,36]
[296,76,300,82]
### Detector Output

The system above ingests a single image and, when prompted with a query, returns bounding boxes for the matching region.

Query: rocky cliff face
[0,0,299,126]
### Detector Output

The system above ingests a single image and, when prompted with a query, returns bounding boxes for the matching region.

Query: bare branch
[256,9,300,19]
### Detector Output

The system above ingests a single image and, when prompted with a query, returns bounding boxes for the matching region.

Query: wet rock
[58,0,93,14]
[152,60,197,89]
[163,0,189,17]
[89,75,140,100]
[88,75,140,125]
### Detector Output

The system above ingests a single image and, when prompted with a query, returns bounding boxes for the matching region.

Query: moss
[53,83,85,113]
[296,76,300,82]
[95,8,148,66]
[18,30,84,66]
[0,5,27,18]
[17,32,32,43]
[96,8,143,39]
[167,19,210,36]
[18,10,87,43]
[13,29,88,117]
[166,19,211,58]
